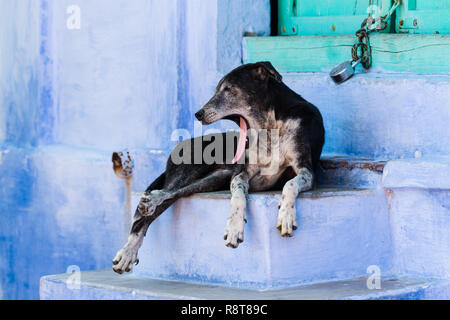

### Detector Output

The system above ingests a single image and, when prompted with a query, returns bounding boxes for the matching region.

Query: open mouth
[222,114,249,164]
[223,114,250,129]
[201,112,250,164]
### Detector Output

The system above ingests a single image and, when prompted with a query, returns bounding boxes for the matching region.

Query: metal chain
[352,22,372,69]
[351,0,401,70]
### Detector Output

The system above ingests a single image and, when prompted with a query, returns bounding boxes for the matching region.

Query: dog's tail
[144,172,166,193]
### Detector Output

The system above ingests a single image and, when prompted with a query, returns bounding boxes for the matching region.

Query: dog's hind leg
[111,173,165,274]
[113,169,234,274]
[277,167,314,237]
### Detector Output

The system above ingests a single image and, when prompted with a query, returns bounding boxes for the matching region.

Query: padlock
[329,59,361,84]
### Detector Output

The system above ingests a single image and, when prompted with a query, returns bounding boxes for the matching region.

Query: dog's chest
[247,119,301,191]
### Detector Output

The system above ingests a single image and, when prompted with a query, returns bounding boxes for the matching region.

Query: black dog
[113,62,324,274]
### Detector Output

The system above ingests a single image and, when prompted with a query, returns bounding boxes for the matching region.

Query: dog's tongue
[232,117,247,164]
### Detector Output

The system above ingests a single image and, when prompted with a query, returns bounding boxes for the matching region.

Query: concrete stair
[129,186,391,289]
[40,269,450,300]
[39,157,450,299]
[123,158,388,289]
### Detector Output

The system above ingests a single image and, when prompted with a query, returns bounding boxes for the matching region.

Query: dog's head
[195,62,282,130]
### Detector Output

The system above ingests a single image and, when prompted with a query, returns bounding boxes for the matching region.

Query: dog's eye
[223,86,230,92]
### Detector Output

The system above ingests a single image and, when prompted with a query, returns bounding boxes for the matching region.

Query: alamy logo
[67,5,81,30]
[170,121,281,176]
[366,265,381,290]
[65,265,81,290]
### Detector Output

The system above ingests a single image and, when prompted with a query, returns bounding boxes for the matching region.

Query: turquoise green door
[278,0,393,35]
[396,0,450,33]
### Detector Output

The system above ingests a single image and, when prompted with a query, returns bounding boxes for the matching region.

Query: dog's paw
[112,246,139,274]
[277,204,298,237]
[137,190,170,216]
[224,215,246,248]
[112,233,143,274]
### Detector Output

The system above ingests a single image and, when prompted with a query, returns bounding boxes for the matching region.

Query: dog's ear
[253,61,282,82]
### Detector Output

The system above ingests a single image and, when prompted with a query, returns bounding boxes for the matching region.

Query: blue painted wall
[1,0,449,300]
[0,1,40,147]
[0,0,270,299]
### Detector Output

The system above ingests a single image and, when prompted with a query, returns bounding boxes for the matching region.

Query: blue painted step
[40,269,450,300]
[281,74,450,160]
[129,186,391,289]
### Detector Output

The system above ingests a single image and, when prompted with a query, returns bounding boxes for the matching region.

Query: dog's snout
[195,109,205,121]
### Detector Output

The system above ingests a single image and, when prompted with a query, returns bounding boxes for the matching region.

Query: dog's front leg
[277,167,313,237]
[224,172,250,248]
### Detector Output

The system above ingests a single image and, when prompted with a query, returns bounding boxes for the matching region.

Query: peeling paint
[320,157,386,173]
